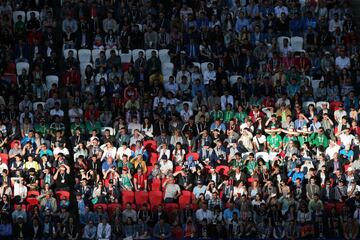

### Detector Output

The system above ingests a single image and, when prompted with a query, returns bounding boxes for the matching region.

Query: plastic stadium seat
[91,49,102,62]
[215,165,229,176]
[101,127,115,136]
[185,152,199,161]
[290,36,304,52]
[135,191,149,206]
[229,75,242,85]
[161,62,174,77]
[330,101,343,111]
[144,140,157,153]
[105,49,118,59]
[121,203,136,211]
[26,197,39,206]
[33,102,45,112]
[26,11,40,20]
[45,75,59,91]
[255,152,270,162]
[132,49,145,62]
[277,36,291,51]
[241,152,252,159]
[149,190,163,208]
[175,166,182,172]
[302,101,316,110]
[145,49,158,60]
[10,140,21,149]
[179,191,192,209]
[324,203,336,214]
[107,203,121,218]
[120,53,132,63]
[192,62,201,70]
[150,178,161,191]
[27,191,40,197]
[78,49,92,63]
[27,204,39,212]
[94,203,108,211]
[159,49,170,63]
[0,153,9,166]
[55,191,70,200]
[16,62,30,75]
[165,203,179,212]
[149,153,159,166]
[316,101,329,111]
[200,62,212,73]
[13,11,26,23]
[63,49,77,59]
[122,191,135,204]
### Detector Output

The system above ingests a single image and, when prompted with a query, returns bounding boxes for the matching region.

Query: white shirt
[325,145,340,159]
[68,108,83,123]
[329,19,343,32]
[220,95,234,110]
[164,82,179,95]
[180,109,194,122]
[339,134,355,146]
[100,145,117,161]
[116,147,133,160]
[97,222,111,239]
[14,182,27,199]
[274,6,288,18]
[157,148,171,161]
[95,73,108,85]
[50,109,64,117]
[175,70,191,84]
[334,109,347,123]
[335,56,350,70]
[203,70,216,85]
[195,209,214,223]
[159,159,173,174]
[153,96,167,109]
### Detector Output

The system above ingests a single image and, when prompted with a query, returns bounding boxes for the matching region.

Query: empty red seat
[179,191,192,209]
[94,203,108,211]
[10,140,21,149]
[216,165,230,176]
[150,152,159,166]
[330,101,343,111]
[144,140,157,153]
[26,198,39,206]
[150,178,162,191]
[165,203,179,212]
[135,191,149,206]
[149,190,163,208]
[0,153,9,166]
[56,191,70,200]
[122,190,135,204]
[27,190,40,197]
[175,166,182,172]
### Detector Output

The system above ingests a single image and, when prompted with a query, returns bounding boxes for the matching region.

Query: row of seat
[12,11,40,23]
[66,48,170,64]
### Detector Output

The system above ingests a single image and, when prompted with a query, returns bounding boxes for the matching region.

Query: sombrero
[297,126,312,134]
[265,125,282,134]
[282,127,300,136]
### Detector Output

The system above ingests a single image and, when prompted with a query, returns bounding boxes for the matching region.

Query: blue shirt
[288,170,304,184]
[339,149,354,160]
[223,208,241,221]
[102,161,117,172]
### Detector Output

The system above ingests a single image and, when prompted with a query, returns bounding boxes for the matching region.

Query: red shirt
[134,173,147,189]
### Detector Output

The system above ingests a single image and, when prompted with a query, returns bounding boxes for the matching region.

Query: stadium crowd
[0,0,359,239]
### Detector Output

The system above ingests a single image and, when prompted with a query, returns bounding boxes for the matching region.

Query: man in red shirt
[133,168,148,191]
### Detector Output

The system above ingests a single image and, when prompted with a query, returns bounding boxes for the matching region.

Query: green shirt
[34,123,49,137]
[234,111,248,124]
[71,123,86,135]
[85,121,101,134]
[311,133,329,148]
[266,134,282,148]
[210,110,224,121]
[283,135,298,145]
[223,110,234,123]
[298,135,310,147]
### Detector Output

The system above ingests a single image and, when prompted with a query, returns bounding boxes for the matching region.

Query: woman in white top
[172,142,185,166]
[141,117,153,137]
[233,181,248,201]
[170,129,185,147]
